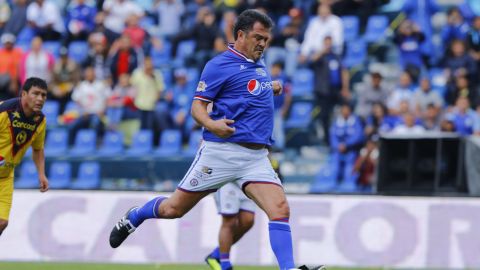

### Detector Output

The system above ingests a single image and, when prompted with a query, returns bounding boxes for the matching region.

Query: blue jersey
[194,45,274,145]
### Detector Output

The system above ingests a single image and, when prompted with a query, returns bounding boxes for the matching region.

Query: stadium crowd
[1,0,480,192]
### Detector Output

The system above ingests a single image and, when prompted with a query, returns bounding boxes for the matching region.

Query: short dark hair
[22,77,48,92]
[233,9,274,40]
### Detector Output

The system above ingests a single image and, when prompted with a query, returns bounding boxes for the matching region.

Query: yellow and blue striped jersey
[0,98,46,179]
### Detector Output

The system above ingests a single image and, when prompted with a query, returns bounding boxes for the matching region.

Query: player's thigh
[0,177,13,221]
[244,183,289,220]
[215,183,243,215]
[159,188,211,218]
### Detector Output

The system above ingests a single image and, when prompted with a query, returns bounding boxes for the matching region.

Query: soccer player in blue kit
[109,9,324,270]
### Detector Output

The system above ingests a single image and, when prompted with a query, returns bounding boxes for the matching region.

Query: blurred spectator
[270,61,292,150]
[329,103,364,183]
[91,11,118,44]
[130,57,164,139]
[365,102,390,137]
[412,78,443,116]
[393,20,425,81]
[109,34,138,85]
[474,103,480,135]
[3,0,28,36]
[443,39,477,94]
[387,72,414,115]
[107,73,138,128]
[183,0,212,30]
[83,33,110,81]
[102,0,144,37]
[447,75,476,107]
[0,0,10,35]
[19,36,55,83]
[391,112,426,134]
[65,0,97,44]
[51,47,81,113]
[123,14,161,57]
[441,7,469,47]
[355,71,389,119]
[310,36,350,144]
[221,9,237,43]
[328,0,388,29]
[447,96,475,136]
[156,0,184,39]
[0,33,23,99]
[402,0,439,61]
[171,7,220,69]
[423,103,442,131]
[353,136,379,189]
[27,0,65,41]
[68,66,111,145]
[467,16,480,67]
[299,3,343,61]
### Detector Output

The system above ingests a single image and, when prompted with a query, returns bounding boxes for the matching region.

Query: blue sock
[128,196,166,227]
[220,253,232,270]
[269,219,295,270]
[209,247,220,260]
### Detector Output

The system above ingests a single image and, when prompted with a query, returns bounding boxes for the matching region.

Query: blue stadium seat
[42,100,59,127]
[16,27,35,44]
[126,130,153,156]
[45,128,68,156]
[64,101,80,113]
[186,67,199,89]
[43,41,62,59]
[71,161,101,189]
[151,41,171,68]
[335,173,359,193]
[154,129,182,156]
[285,102,313,129]
[68,41,89,63]
[341,16,360,42]
[310,164,338,193]
[363,15,389,43]
[291,68,314,96]
[174,39,196,66]
[69,129,97,156]
[343,40,367,68]
[183,130,203,156]
[98,131,124,156]
[277,15,291,30]
[15,161,38,189]
[48,161,72,189]
[106,107,123,126]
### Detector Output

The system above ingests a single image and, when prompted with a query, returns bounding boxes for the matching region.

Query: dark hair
[22,77,47,92]
[272,60,285,69]
[233,9,274,40]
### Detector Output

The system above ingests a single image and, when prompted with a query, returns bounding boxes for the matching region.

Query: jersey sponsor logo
[240,65,246,70]
[196,81,207,92]
[247,79,273,95]
[255,68,267,77]
[12,120,36,131]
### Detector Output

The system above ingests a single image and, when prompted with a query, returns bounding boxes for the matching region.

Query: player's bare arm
[32,148,49,192]
[191,99,235,139]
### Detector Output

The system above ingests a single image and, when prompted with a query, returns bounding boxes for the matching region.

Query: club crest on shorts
[190,178,199,186]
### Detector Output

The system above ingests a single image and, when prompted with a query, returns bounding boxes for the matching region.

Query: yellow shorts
[0,177,13,220]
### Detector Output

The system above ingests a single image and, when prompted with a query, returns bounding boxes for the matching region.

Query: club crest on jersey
[196,81,207,92]
[255,68,267,77]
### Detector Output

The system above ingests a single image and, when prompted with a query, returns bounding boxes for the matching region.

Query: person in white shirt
[391,112,426,135]
[68,66,111,145]
[387,72,414,115]
[26,0,64,40]
[102,0,144,35]
[299,3,343,63]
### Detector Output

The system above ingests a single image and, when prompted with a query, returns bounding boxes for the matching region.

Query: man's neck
[20,98,33,117]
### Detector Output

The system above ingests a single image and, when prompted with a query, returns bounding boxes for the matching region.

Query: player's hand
[38,175,49,192]
[208,118,236,138]
[272,80,282,96]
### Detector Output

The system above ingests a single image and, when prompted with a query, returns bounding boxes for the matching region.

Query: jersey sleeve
[193,61,226,103]
[31,119,46,150]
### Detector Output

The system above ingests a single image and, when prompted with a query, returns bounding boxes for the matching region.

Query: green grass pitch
[0,262,383,270]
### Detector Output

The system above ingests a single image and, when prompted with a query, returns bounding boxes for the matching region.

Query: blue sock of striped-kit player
[209,247,220,260]
[269,218,295,270]
[220,253,232,270]
[128,196,166,227]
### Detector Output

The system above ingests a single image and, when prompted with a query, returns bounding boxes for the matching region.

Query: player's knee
[0,219,8,233]
[272,198,290,219]
[240,216,254,231]
[222,215,238,229]
[161,204,186,219]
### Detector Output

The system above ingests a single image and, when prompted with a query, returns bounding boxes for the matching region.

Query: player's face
[23,86,47,113]
[242,22,271,61]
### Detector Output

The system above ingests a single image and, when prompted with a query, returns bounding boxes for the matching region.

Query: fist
[272,80,282,96]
